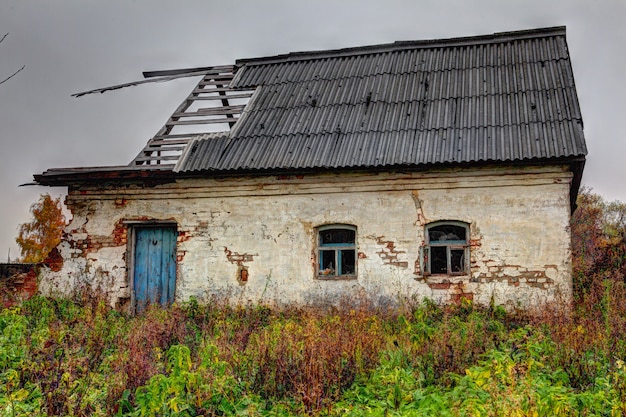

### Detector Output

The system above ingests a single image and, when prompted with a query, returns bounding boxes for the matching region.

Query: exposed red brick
[20,270,38,295]
[413,259,422,275]
[240,268,249,282]
[1,267,38,308]
[428,282,451,290]
[375,236,407,268]
[177,231,192,243]
[112,221,128,245]
[44,247,64,272]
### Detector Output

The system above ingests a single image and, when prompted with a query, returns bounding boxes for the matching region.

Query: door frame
[126,220,178,314]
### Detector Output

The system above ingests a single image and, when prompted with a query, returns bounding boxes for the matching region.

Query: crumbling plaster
[39,165,574,312]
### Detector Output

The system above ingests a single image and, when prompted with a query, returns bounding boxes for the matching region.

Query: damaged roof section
[36,26,586,186]
[176,26,586,173]
[72,65,256,168]
[131,65,255,167]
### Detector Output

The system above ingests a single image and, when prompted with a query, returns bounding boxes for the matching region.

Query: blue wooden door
[133,226,177,313]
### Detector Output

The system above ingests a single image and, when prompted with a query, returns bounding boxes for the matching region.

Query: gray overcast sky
[0,0,625,260]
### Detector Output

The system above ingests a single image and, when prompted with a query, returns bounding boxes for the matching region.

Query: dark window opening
[430,246,448,274]
[424,221,469,276]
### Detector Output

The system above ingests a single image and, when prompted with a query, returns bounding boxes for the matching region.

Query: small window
[423,221,469,276]
[317,225,357,278]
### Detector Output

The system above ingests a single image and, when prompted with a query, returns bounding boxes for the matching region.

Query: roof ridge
[236,26,566,67]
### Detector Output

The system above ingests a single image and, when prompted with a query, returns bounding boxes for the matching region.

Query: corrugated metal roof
[176,26,586,173]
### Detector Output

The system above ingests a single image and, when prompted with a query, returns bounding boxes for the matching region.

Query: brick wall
[0,263,39,307]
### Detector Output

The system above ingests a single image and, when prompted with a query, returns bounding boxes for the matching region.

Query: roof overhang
[33,156,586,213]
[32,165,178,187]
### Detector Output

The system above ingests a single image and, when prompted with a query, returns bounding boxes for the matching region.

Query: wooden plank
[196,104,246,112]
[133,154,182,162]
[199,78,235,86]
[148,137,195,143]
[131,160,177,166]
[166,118,239,126]
[74,70,211,97]
[173,106,244,118]
[181,104,246,112]
[202,72,234,79]
[192,87,245,94]
[138,153,182,160]
[147,135,227,143]
[143,65,234,78]
[141,145,187,152]
[189,93,254,100]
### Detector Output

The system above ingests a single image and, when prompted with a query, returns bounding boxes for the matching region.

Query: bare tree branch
[0,65,25,85]
[0,33,25,85]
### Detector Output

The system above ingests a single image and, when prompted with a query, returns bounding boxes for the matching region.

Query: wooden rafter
[131,66,255,166]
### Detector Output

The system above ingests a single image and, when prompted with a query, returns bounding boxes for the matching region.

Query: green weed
[3,285,626,416]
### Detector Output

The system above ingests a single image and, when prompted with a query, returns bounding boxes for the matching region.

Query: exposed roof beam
[72,65,235,97]
[143,65,234,78]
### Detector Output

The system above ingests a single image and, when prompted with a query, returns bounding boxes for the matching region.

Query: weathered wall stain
[224,247,257,266]
[411,190,427,226]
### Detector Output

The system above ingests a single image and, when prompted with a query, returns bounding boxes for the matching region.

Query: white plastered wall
[39,165,573,312]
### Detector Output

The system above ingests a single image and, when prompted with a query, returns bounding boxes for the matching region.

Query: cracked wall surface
[39,165,574,312]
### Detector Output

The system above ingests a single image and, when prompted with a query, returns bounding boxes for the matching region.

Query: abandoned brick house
[34,26,587,312]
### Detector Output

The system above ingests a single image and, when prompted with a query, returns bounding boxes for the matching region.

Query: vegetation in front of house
[1,287,626,417]
[0,188,624,416]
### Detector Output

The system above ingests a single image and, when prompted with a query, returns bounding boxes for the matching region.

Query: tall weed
[242,308,386,412]
[3,282,626,416]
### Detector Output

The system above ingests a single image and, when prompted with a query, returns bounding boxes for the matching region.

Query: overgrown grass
[2,282,626,416]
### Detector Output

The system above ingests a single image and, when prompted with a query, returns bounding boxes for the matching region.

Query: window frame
[422,221,470,277]
[316,224,357,279]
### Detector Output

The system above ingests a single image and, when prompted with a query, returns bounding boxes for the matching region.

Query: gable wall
[39,165,573,312]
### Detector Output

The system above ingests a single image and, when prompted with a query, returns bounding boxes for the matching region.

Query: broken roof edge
[32,164,176,186]
[236,26,567,67]
[72,65,236,98]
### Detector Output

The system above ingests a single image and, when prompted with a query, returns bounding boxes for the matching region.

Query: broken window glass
[424,222,469,276]
[318,225,357,278]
